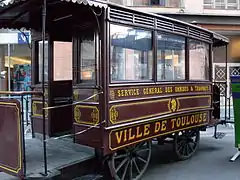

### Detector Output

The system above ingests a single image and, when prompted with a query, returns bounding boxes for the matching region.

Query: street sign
[230,76,240,161]
[17,32,30,44]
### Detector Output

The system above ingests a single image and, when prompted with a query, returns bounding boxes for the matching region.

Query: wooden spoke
[108,140,152,180]
[173,129,200,161]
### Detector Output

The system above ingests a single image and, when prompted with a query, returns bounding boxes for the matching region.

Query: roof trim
[1,0,108,8]
[61,0,107,9]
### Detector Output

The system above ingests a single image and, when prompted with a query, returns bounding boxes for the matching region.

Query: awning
[0,0,108,29]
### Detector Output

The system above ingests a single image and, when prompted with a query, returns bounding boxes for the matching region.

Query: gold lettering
[195,114,199,123]
[136,127,143,138]
[195,86,209,92]
[171,118,176,129]
[161,120,167,131]
[186,116,190,125]
[165,87,173,93]
[128,128,135,141]
[116,88,140,97]
[117,90,121,97]
[181,116,186,126]
[115,131,123,144]
[136,89,140,95]
[175,86,189,93]
[124,90,128,96]
[203,113,207,122]
[199,114,203,123]
[144,124,150,136]
[124,129,127,142]
[191,115,195,124]
[154,122,161,133]
[176,117,181,127]
[143,87,163,95]
[121,90,124,97]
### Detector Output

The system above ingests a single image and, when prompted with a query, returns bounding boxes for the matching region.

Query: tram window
[53,41,72,81]
[110,24,153,82]
[189,39,209,80]
[79,34,96,83]
[157,32,185,81]
[38,41,48,83]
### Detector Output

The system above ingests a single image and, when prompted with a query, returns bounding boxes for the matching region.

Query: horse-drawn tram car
[0,0,228,179]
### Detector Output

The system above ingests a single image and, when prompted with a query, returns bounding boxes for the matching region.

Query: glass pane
[53,41,72,81]
[189,39,209,80]
[151,0,160,5]
[38,41,48,83]
[109,0,123,4]
[133,0,149,6]
[157,32,185,81]
[110,24,153,82]
[150,0,180,7]
[168,0,180,7]
[80,34,96,83]
[228,0,237,3]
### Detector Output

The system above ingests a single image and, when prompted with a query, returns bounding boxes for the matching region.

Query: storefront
[0,30,31,91]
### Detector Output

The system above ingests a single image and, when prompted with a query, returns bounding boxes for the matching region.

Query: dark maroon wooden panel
[0,99,23,178]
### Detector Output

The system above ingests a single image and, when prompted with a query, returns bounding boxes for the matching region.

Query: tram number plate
[109,111,208,150]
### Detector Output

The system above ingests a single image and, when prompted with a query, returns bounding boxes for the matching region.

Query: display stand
[230,76,240,162]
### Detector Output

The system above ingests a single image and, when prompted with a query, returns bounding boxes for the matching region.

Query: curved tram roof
[0,0,229,47]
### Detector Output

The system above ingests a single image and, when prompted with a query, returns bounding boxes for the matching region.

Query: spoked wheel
[108,140,152,180]
[173,129,200,161]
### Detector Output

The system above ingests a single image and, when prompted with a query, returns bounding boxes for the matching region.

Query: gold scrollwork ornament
[110,107,119,123]
[168,98,178,112]
[74,105,81,123]
[91,109,99,124]
[110,90,115,100]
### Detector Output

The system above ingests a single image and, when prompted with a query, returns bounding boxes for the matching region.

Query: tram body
[0,0,228,179]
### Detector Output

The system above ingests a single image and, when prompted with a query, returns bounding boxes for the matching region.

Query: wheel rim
[173,129,200,160]
[109,141,152,180]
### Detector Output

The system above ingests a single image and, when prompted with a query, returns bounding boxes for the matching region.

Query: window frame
[73,28,99,86]
[109,22,155,84]
[156,30,187,82]
[188,38,211,82]
[108,22,212,85]
[35,39,49,84]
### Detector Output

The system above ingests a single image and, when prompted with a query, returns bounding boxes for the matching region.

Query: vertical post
[7,43,10,93]
[21,95,26,176]
[42,0,48,176]
[225,44,228,122]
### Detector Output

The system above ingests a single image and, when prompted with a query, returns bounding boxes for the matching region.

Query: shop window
[157,32,185,81]
[38,41,48,83]
[189,39,210,80]
[110,24,153,82]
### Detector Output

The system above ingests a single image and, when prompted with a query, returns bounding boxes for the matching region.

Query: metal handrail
[0,91,42,96]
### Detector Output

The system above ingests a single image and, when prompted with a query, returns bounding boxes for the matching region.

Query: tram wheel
[108,140,152,180]
[173,129,200,161]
